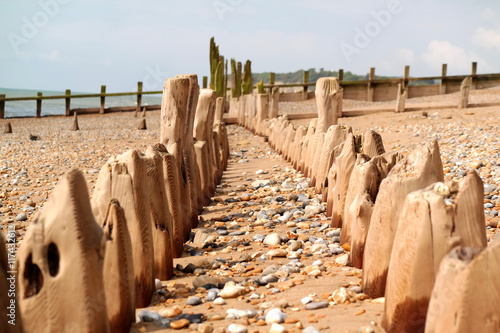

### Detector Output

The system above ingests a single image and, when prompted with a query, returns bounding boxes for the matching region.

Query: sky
[1,0,499,93]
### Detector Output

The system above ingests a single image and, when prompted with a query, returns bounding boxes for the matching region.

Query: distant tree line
[252,68,437,85]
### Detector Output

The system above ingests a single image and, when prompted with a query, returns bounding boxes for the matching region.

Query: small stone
[15,213,27,222]
[227,323,248,333]
[485,183,498,194]
[213,297,226,305]
[252,179,271,188]
[206,288,220,302]
[264,233,282,246]
[187,296,203,306]
[218,282,246,299]
[267,249,287,258]
[302,326,321,333]
[198,323,214,333]
[270,323,287,333]
[155,278,163,290]
[332,287,349,304]
[358,326,375,333]
[305,302,329,310]
[170,318,190,330]
[349,286,363,294]
[301,296,314,304]
[265,308,287,324]
[159,305,183,318]
[137,309,163,322]
[262,265,278,276]
[335,253,349,265]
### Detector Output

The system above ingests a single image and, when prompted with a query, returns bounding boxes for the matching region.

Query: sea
[0,88,163,118]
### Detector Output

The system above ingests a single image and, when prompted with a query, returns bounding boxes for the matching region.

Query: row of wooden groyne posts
[0,74,497,333]
[1,74,230,333]
[236,77,497,333]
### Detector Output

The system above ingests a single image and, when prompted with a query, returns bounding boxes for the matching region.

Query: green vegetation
[252,68,438,85]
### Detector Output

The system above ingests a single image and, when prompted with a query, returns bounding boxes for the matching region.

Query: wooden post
[458,77,471,109]
[65,89,71,116]
[303,70,309,100]
[0,94,5,119]
[338,69,344,83]
[471,61,477,90]
[36,92,42,118]
[136,81,143,115]
[367,67,375,102]
[270,72,275,85]
[440,64,447,94]
[404,65,410,88]
[100,85,106,114]
[202,76,208,89]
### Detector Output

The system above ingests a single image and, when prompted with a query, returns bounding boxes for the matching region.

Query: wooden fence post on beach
[471,61,477,90]
[303,70,309,100]
[136,81,143,115]
[64,89,71,116]
[0,94,5,119]
[440,64,447,94]
[367,67,375,102]
[338,69,344,83]
[100,85,106,114]
[203,76,208,89]
[36,92,42,118]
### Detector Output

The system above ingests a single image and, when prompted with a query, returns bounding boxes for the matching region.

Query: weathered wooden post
[382,172,487,333]
[395,83,407,113]
[363,140,444,298]
[3,123,12,134]
[458,77,471,109]
[101,199,135,333]
[303,70,309,100]
[65,89,71,116]
[0,94,5,119]
[439,64,447,94]
[338,69,344,82]
[471,61,477,90]
[136,81,143,115]
[316,77,341,131]
[426,244,500,333]
[270,72,275,86]
[71,112,79,131]
[100,85,106,114]
[17,169,109,332]
[203,76,208,89]
[367,67,375,102]
[269,86,279,119]
[36,92,42,118]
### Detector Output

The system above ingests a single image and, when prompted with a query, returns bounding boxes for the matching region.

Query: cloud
[480,7,498,21]
[472,26,500,52]
[36,49,59,61]
[421,40,485,73]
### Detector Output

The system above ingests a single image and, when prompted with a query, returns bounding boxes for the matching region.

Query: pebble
[305,301,329,310]
[170,318,190,329]
[332,287,349,304]
[263,233,282,246]
[265,308,287,324]
[187,296,203,306]
[155,278,163,290]
[218,282,246,299]
[206,289,220,302]
[302,326,321,333]
[159,306,183,318]
[15,213,27,221]
[270,323,287,333]
[137,309,163,322]
[226,308,258,319]
[213,297,226,305]
[198,323,214,333]
[267,249,287,258]
[228,323,247,333]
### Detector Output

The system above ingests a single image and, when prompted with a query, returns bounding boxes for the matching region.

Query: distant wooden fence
[269,62,500,102]
[2,62,500,118]
[0,82,162,119]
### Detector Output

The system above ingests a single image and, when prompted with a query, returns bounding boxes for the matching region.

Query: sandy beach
[2,87,500,332]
